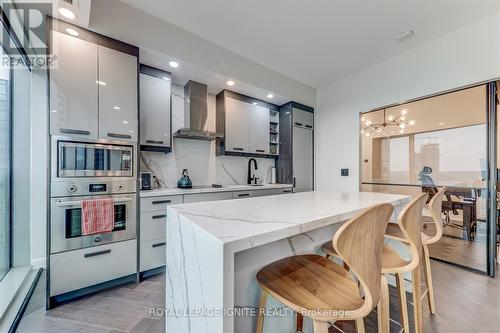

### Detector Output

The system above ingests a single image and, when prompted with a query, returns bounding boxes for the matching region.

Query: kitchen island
[166,191,411,333]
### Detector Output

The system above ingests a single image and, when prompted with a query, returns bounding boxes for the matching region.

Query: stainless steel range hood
[173,80,223,141]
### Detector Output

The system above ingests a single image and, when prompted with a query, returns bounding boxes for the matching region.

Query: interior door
[293,126,313,192]
[249,105,270,154]
[225,97,250,153]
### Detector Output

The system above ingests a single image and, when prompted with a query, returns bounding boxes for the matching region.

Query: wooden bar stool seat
[255,203,394,333]
[257,255,364,314]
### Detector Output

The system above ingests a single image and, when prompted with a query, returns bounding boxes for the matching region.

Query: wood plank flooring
[17,260,500,332]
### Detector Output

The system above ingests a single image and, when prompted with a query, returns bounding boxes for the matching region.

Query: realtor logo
[1,2,56,68]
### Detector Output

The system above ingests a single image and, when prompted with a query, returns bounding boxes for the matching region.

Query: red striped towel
[81,198,114,235]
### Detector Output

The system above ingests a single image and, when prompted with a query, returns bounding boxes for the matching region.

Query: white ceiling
[123,0,500,88]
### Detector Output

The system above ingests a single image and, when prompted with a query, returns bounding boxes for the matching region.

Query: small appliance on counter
[140,171,153,190]
[177,169,193,189]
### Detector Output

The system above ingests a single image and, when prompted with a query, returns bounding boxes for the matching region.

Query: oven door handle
[55,198,133,207]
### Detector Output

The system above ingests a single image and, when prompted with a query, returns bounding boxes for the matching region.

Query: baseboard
[30,258,46,269]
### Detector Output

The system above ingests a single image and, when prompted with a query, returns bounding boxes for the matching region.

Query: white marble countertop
[140,183,293,197]
[168,191,410,253]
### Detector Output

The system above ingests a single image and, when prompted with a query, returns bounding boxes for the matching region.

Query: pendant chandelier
[361,108,415,136]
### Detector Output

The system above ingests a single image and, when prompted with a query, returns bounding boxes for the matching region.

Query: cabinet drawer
[140,195,183,213]
[183,192,233,203]
[141,211,167,242]
[50,240,137,296]
[140,239,166,272]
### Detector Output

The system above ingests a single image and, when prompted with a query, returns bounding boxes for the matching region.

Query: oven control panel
[52,179,137,197]
[89,184,107,193]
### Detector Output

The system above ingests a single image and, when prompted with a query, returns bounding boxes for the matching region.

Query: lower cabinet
[140,239,166,272]
[183,192,233,203]
[50,239,137,296]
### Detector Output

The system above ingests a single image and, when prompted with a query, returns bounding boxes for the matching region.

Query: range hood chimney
[173,80,223,141]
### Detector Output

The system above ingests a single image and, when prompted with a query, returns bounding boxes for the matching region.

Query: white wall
[141,85,277,186]
[315,12,500,192]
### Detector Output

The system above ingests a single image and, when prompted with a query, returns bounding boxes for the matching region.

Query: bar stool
[386,187,446,316]
[255,203,394,333]
[319,193,427,333]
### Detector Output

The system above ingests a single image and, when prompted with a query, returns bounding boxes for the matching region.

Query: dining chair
[255,203,394,333]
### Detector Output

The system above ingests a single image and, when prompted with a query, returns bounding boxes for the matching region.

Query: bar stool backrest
[332,203,393,317]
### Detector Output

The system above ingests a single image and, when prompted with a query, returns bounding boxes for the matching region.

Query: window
[0,48,9,281]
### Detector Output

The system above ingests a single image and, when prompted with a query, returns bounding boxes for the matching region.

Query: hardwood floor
[17,260,500,332]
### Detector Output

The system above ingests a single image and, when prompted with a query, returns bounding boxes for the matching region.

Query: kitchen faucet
[247,158,258,185]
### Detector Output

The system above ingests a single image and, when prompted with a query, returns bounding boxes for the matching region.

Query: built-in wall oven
[50,136,138,254]
[50,193,136,253]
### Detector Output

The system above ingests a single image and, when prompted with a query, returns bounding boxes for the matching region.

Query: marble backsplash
[140,84,277,188]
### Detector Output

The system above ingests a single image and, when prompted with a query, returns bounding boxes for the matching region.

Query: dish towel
[81,198,115,236]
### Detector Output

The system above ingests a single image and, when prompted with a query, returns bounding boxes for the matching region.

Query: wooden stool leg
[355,318,366,333]
[396,273,410,333]
[412,267,423,333]
[256,290,267,333]
[296,313,304,332]
[422,244,436,314]
[313,320,329,333]
[377,275,390,333]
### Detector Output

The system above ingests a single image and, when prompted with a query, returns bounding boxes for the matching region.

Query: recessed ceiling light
[65,28,79,37]
[396,30,414,42]
[169,61,179,68]
[162,77,170,81]
[267,93,274,99]
[227,80,235,86]
[113,106,120,110]
[59,7,76,20]
[122,120,128,124]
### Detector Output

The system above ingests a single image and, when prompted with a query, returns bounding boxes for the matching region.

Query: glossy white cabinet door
[225,97,250,153]
[293,107,314,129]
[140,73,171,147]
[293,126,313,192]
[50,31,98,138]
[98,46,138,141]
[249,105,270,154]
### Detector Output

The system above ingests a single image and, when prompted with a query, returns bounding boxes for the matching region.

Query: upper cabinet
[249,104,270,154]
[224,97,251,153]
[98,46,138,141]
[216,90,278,158]
[49,20,139,142]
[139,65,172,151]
[50,31,99,138]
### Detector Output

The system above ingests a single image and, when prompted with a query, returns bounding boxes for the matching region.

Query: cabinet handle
[152,214,166,220]
[256,149,265,153]
[293,177,296,187]
[108,133,132,139]
[238,193,250,197]
[305,125,313,129]
[152,200,171,205]
[294,122,303,126]
[60,128,90,135]
[232,147,244,151]
[283,189,293,193]
[146,140,164,144]
[152,242,166,248]
[84,249,111,258]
